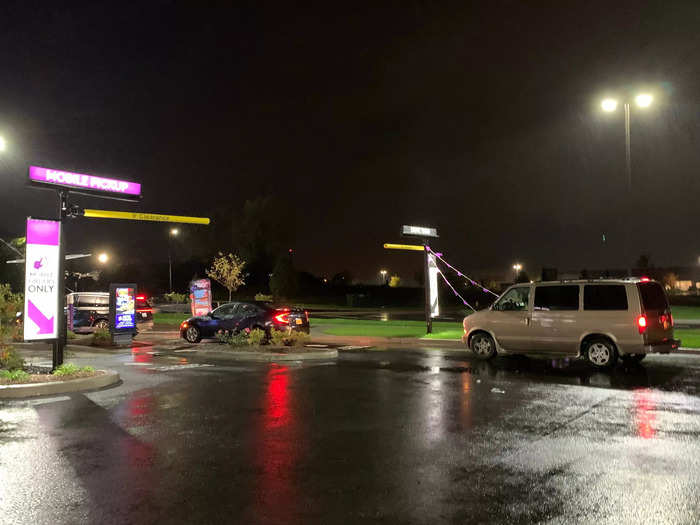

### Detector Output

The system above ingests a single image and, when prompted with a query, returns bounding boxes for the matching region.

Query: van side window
[494,287,529,311]
[584,285,628,310]
[534,285,579,311]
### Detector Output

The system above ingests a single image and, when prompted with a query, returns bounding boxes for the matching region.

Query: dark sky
[2,1,700,283]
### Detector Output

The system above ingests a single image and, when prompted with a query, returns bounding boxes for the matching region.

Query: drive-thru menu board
[110,284,137,333]
[23,218,61,340]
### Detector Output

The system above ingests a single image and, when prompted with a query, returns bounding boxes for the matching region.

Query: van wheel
[470,333,496,360]
[94,319,109,330]
[622,354,646,364]
[585,338,618,368]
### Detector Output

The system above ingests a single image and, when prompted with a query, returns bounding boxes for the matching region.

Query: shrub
[248,328,267,346]
[228,332,249,348]
[288,330,310,347]
[270,328,289,346]
[254,293,273,302]
[0,283,23,342]
[162,292,188,304]
[0,345,24,371]
[67,330,77,340]
[52,363,95,376]
[0,369,29,382]
[91,328,112,347]
[269,328,309,347]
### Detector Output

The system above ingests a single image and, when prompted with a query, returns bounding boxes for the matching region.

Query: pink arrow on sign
[27,300,54,334]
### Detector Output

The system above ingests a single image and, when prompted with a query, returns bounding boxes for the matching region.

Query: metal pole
[52,191,67,370]
[168,236,173,293]
[423,243,432,334]
[624,102,632,276]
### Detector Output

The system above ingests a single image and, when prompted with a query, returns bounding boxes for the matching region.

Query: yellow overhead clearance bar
[383,243,425,251]
[82,209,210,225]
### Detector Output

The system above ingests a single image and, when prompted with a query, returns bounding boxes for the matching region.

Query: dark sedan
[179,301,309,343]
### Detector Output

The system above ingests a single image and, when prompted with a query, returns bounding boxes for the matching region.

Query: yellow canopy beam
[383,243,425,251]
[83,209,210,225]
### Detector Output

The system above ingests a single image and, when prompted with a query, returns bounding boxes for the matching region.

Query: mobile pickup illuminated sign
[29,166,141,197]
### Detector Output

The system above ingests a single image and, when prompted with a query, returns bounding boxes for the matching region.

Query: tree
[0,283,23,341]
[389,275,401,288]
[206,252,246,301]
[662,272,679,292]
[269,257,299,299]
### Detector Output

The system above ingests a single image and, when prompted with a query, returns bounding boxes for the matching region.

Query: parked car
[462,279,680,368]
[67,291,152,333]
[179,301,310,343]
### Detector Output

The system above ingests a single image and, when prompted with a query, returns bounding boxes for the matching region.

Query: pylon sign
[23,218,61,340]
[427,252,440,318]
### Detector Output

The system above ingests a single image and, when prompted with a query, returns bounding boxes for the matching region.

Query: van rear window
[584,285,628,310]
[638,282,669,311]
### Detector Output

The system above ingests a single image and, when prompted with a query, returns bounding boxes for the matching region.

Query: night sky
[2,2,700,283]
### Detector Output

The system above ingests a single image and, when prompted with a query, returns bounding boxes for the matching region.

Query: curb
[0,370,120,399]
[186,349,338,362]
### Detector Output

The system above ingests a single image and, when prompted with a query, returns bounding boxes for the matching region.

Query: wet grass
[675,328,700,348]
[670,305,700,320]
[154,312,189,325]
[311,318,462,339]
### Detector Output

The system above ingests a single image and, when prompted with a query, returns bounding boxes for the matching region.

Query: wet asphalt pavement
[2,345,700,524]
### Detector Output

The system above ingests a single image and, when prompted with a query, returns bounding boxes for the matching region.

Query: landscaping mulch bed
[0,367,104,386]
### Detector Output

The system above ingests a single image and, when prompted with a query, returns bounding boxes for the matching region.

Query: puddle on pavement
[338,353,694,393]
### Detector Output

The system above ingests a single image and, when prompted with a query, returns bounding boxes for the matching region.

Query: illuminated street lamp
[512,263,522,281]
[600,90,655,274]
[0,136,6,152]
[380,269,388,285]
[97,252,109,264]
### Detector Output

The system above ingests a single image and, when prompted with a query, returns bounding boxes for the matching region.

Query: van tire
[470,333,497,360]
[584,337,618,368]
[94,319,109,330]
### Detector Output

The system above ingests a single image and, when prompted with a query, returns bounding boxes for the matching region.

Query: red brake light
[640,277,650,282]
[274,313,290,324]
[304,310,309,322]
[136,295,146,300]
[637,315,647,334]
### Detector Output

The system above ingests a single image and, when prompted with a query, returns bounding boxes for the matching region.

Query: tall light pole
[601,92,653,274]
[380,269,387,285]
[168,228,179,293]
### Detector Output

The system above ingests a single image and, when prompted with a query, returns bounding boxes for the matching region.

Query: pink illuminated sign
[29,166,141,196]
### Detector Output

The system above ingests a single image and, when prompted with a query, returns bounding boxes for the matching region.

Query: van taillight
[637,315,647,334]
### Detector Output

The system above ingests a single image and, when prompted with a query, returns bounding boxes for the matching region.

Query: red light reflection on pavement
[131,345,153,363]
[634,388,656,439]
[252,364,301,522]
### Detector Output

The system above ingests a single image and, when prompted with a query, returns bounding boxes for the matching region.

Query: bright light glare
[0,136,6,151]
[635,93,653,108]
[513,263,522,271]
[170,228,179,236]
[380,269,387,275]
[97,253,109,264]
[601,98,618,112]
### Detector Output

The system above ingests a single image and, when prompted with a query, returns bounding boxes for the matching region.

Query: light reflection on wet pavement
[2,347,700,524]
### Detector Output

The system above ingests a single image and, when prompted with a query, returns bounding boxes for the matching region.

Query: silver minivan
[462,279,680,367]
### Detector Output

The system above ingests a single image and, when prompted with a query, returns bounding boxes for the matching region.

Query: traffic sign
[383,243,425,251]
[82,209,210,225]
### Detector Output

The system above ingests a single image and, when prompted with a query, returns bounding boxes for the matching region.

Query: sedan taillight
[274,313,290,325]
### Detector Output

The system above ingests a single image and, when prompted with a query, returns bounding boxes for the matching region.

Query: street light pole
[168,228,178,293]
[601,93,653,276]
